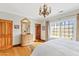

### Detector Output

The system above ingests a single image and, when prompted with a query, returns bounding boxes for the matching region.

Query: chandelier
[39,4,51,18]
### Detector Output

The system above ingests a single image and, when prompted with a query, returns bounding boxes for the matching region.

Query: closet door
[0,20,13,50]
[5,21,13,49]
[2,22,6,50]
[0,21,6,50]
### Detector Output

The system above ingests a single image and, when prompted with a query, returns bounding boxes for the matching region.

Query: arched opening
[21,18,30,34]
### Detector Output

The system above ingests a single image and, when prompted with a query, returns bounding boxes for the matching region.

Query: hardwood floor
[0,42,44,56]
[35,39,45,42]
[0,46,32,56]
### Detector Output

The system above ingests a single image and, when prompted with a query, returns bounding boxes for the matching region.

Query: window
[52,23,60,38]
[50,20,74,40]
[60,20,74,40]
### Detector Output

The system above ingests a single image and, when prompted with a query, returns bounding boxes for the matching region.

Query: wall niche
[21,18,30,34]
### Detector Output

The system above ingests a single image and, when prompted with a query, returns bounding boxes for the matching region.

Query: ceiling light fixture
[39,4,51,18]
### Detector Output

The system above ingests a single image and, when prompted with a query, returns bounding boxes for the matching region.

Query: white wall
[30,19,35,41]
[0,11,35,45]
[41,20,46,40]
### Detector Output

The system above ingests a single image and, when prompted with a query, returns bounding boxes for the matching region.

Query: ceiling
[0,3,79,20]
